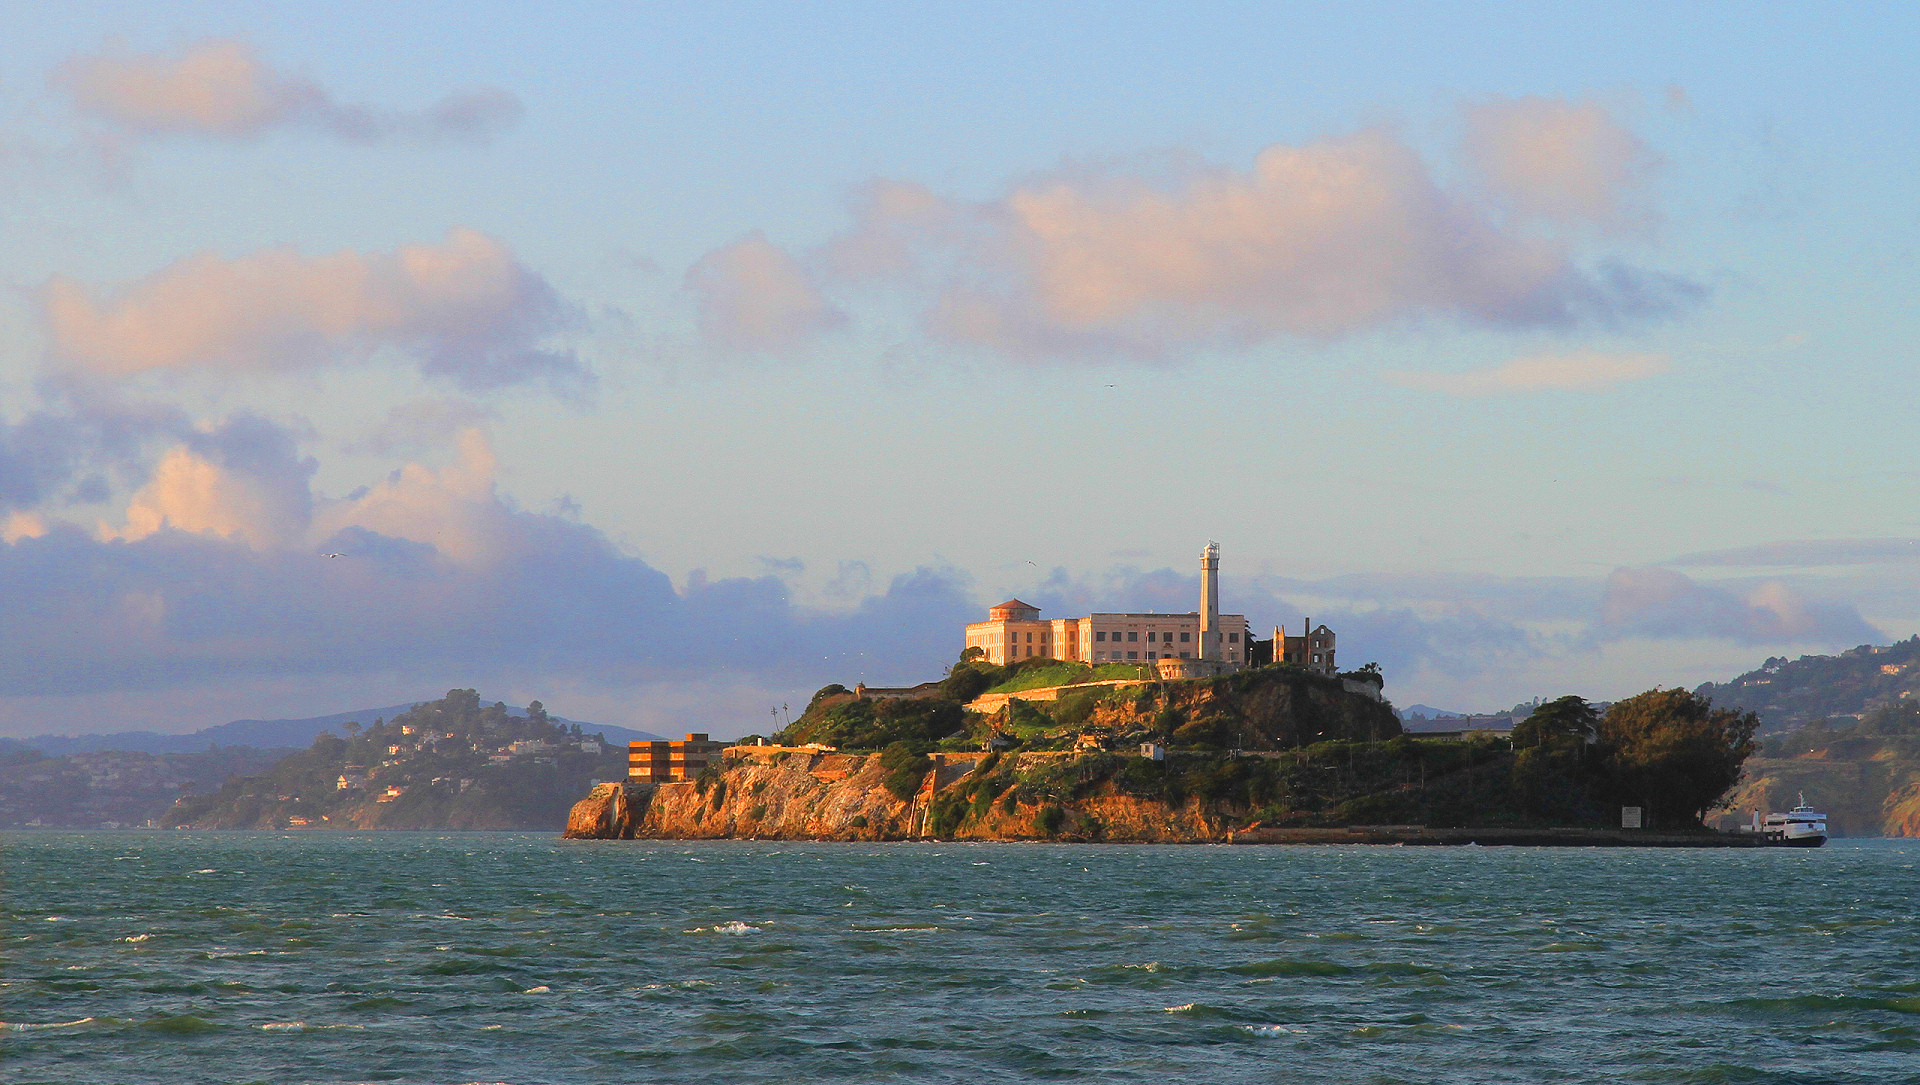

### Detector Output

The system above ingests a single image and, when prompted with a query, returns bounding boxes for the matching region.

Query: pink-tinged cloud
[54,38,520,143]
[43,228,585,393]
[105,413,316,551]
[829,122,1701,359]
[1460,95,1658,228]
[1598,566,1879,645]
[685,231,847,351]
[1387,350,1668,396]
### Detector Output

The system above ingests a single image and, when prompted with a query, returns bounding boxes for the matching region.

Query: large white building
[964,543,1250,673]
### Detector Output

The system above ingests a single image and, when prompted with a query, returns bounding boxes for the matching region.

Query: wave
[3,1017,95,1032]
[1244,1023,1310,1037]
[1706,994,1920,1016]
[1225,959,1353,978]
[1164,1002,1239,1019]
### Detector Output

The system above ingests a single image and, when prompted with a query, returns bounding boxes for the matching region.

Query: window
[1127,632,1138,642]
[1026,632,1033,643]
[1096,631,1107,642]
[1312,653,1321,663]
[1179,651,1190,659]
[1229,632,1239,643]
[1127,651,1138,660]
[1180,632,1191,642]
[1145,631,1155,642]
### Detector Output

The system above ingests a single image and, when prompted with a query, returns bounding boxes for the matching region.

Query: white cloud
[685,231,847,352]
[1460,94,1658,228]
[54,38,520,143]
[1386,350,1668,396]
[825,119,1699,359]
[43,228,585,392]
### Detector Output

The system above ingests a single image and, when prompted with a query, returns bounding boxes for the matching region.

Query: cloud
[1597,566,1880,644]
[54,38,520,143]
[1387,350,1668,396]
[1459,95,1658,228]
[1668,538,1920,568]
[343,398,500,458]
[0,463,978,704]
[0,391,195,515]
[823,114,1700,359]
[685,231,847,351]
[43,228,586,393]
[109,414,316,550]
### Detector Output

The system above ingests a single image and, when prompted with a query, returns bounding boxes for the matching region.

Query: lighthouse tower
[1199,541,1221,662]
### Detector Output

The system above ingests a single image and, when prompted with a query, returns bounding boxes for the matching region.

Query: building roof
[991,599,1039,611]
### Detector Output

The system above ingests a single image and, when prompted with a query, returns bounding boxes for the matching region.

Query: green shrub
[849,814,869,828]
[1037,804,1066,835]
[879,741,933,799]
[1000,789,1019,816]
[748,803,768,820]
[750,780,767,796]
[1052,692,1097,727]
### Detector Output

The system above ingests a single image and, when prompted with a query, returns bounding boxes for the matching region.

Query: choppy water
[3,833,1917,1084]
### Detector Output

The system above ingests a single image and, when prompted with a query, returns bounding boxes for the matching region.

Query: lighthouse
[1199,541,1221,662]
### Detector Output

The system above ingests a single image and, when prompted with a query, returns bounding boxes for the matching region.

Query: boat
[1751,793,1828,847]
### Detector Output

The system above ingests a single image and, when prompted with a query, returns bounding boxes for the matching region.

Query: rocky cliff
[565,748,1233,842]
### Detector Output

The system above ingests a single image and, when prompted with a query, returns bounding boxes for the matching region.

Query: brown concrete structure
[629,733,725,782]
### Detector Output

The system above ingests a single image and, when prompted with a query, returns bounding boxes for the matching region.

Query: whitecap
[687,921,761,935]
[259,1021,305,1032]
[1165,1003,1199,1013]
[193,869,217,874]
[3,1017,94,1031]
[523,985,550,994]
[1245,1024,1310,1036]
[124,934,151,943]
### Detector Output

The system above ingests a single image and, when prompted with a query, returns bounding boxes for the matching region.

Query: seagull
[322,553,343,559]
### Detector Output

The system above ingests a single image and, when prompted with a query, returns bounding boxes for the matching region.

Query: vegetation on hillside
[167,689,627,829]
[1696,636,1920,732]
[904,688,1757,837]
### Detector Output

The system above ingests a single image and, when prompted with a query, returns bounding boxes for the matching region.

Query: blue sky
[2,2,1917,736]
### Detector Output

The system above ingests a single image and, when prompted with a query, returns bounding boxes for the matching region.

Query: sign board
[1621,806,1643,829]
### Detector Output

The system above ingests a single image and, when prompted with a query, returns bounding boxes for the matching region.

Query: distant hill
[1695,636,1920,734]
[0,746,292,829]
[18,701,665,757]
[1398,704,1469,720]
[168,690,635,830]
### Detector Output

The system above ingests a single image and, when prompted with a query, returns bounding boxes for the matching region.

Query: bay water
[3,832,1916,1083]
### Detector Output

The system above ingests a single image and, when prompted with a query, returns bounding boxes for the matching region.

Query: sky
[2,2,1918,738]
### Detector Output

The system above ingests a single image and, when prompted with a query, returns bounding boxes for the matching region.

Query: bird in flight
[322,553,343,559]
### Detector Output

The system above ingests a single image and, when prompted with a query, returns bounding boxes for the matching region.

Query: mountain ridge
[13,702,666,757]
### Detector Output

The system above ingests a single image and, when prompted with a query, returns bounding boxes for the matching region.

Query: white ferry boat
[1751,794,1828,847]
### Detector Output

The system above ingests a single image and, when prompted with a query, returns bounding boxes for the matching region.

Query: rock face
[564,781,633,839]
[565,749,1230,842]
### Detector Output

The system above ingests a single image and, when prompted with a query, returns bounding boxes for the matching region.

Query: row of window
[1091,630,1242,644]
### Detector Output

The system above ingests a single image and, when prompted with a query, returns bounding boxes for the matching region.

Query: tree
[1513,695,1598,749]
[1598,688,1758,827]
